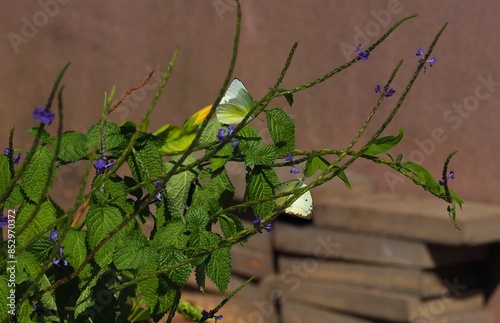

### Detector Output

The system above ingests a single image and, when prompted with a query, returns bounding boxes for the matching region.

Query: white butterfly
[274,179,313,218]
[216,79,254,125]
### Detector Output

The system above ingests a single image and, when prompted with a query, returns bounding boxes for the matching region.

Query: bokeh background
[1,1,498,206]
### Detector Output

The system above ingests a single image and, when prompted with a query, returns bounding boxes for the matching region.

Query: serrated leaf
[86,121,124,151]
[127,139,164,193]
[158,250,191,287]
[245,145,279,167]
[27,126,51,143]
[61,229,90,279]
[304,156,330,177]
[113,235,156,270]
[0,155,10,196]
[195,264,206,294]
[137,258,159,310]
[199,118,222,146]
[364,126,404,156]
[207,244,231,293]
[74,275,99,319]
[27,238,53,263]
[17,200,57,248]
[153,280,178,319]
[403,161,441,194]
[192,170,235,214]
[16,251,42,284]
[210,143,234,172]
[21,146,56,202]
[164,155,197,218]
[218,213,244,239]
[50,131,88,162]
[266,108,295,154]
[86,204,125,267]
[245,166,279,216]
[185,206,210,232]
[152,219,187,249]
[186,230,218,266]
[235,125,261,153]
[0,276,11,321]
[2,185,24,209]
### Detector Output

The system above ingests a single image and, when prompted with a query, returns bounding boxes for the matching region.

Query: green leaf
[0,155,10,196]
[152,219,187,249]
[199,118,222,146]
[0,276,11,321]
[158,250,192,287]
[15,251,42,284]
[86,204,125,267]
[127,138,164,194]
[192,170,235,214]
[363,126,404,156]
[195,264,206,294]
[206,243,231,293]
[245,145,279,167]
[245,166,279,216]
[21,146,56,202]
[403,161,441,194]
[331,166,352,189]
[61,229,91,279]
[27,126,51,143]
[209,143,234,172]
[153,279,178,319]
[235,125,262,153]
[185,206,210,232]
[2,185,24,209]
[187,230,217,266]
[137,258,159,311]
[86,121,124,151]
[114,239,156,270]
[266,108,295,154]
[74,275,99,319]
[218,213,244,240]
[49,131,88,162]
[27,238,53,263]
[17,200,57,248]
[304,156,330,177]
[164,155,197,218]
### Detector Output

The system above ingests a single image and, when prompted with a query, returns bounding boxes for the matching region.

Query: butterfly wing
[274,179,313,218]
[216,79,254,125]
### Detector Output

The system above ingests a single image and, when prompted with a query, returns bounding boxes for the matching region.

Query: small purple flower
[154,180,163,186]
[427,57,436,67]
[94,158,107,171]
[154,180,164,202]
[201,310,209,320]
[13,152,21,165]
[33,107,55,125]
[355,44,369,61]
[252,215,262,226]
[231,140,239,148]
[375,85,382,94]
[215,314,223,321]
[52,246,69,267]
[48,230,58,242]
[227,125,236,136]
[290,165,299,175]
[217,129,226,143]
[285,153,293,162]
[416,47,424,57]
[0,216,8,228]
[4,148,11,157]
[385,88,396,97]
[264,223,273,232]
[438,171,455,185]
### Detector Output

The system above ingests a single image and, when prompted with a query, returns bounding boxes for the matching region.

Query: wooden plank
[313,193,500,246]
[281,300,373,323]
[273,222,488,268]
[231,245,275,278]
[426,309,493,323]
[270,276,421,322]
[268,276,484,322]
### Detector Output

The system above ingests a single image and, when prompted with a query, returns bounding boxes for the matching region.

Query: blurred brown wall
[1,1,499,207]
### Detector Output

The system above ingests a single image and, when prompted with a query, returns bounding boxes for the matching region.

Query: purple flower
[385,88,396,97]
[290,165,299,175]
[94,158,107,171]
[264,223,273,232]
[416,47,436,68]
[13,152,21,165]
[416,47,424,57]
[52,246,69,267]
[355,44,369,61]
[285,153,293,162]
[438,171,455,185]
[215,314,223,321]
[0,216,8,228]
[33,107,55,125]
[217,129,226,143]
[4,148,11,157]
[154,180,164,202]
[201,310,209,320]
[252,215,262,226]
[231,140,239,148]
[375,85,381,94]
[48,230,58,242]
[427,57,436,67]
[227,125,236,136]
